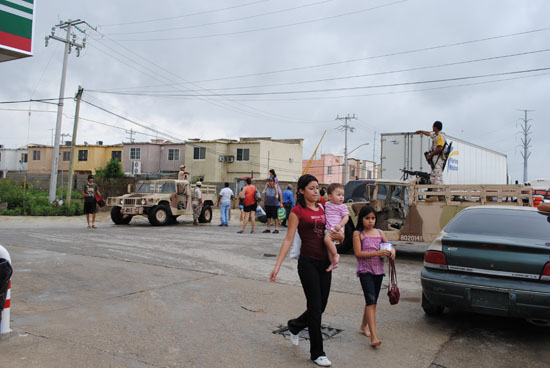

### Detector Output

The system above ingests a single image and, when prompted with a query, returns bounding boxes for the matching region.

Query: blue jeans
[220,201,231,225]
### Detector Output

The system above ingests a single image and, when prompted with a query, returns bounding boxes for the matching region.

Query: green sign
[0,0,35,61]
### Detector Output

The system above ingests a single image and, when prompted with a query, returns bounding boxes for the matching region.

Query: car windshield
[444,208,550,241]
[136,182,153,193]
[135,182,176,193]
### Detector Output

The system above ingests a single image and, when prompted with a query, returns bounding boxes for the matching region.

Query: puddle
[272,325,343,340]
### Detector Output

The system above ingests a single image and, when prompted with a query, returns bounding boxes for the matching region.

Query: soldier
[192,181,203,226]
[416,121,446,185]
[177,165,189,180]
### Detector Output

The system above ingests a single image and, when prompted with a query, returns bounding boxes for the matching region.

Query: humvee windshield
[135,182,176,194]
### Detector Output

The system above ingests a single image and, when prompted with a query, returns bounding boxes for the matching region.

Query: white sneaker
[313,356,332,367]
[289,331,299,346]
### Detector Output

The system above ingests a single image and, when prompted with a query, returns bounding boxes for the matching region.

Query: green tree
[95,158,125,179]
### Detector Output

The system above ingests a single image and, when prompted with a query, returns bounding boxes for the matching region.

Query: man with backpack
[416,120,447,185]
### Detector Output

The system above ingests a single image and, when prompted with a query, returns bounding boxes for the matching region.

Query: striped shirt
[356,229,385,276]
[324,202,349,230]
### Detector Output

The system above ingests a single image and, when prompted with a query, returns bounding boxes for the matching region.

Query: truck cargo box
[380,132,508,184]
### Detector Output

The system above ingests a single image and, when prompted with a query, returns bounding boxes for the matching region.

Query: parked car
[421,206,550,326]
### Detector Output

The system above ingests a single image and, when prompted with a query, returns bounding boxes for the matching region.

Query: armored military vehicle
[337,179,533,253]
[106,179,216,226]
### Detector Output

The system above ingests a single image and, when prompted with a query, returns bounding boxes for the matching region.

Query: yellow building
[184,137,303,183]
[27,143,123,174]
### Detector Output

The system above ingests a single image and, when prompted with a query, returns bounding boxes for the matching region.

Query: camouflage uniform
[429,131,446,185]
[192,187,202,222]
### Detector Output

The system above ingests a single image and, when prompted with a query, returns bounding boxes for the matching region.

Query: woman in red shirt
[237,177,258,234]
[270,174,344,367]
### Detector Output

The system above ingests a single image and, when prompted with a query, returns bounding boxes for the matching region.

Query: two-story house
[122,141,186,176]
[302,154,343,184]
[185,137,303,184]
[27,143,123,175]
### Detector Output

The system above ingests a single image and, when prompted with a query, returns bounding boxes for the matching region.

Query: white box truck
[380,132,508,184]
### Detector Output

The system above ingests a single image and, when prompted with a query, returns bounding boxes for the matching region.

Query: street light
[344,143,369,183]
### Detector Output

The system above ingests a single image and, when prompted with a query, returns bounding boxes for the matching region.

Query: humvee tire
[199,205,212,223]
[148,204,170,226]
[111,206,132,225]
[336,222,355,254]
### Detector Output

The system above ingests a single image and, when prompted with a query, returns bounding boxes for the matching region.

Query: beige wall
[184,138,303,184]
[27,145,122,174]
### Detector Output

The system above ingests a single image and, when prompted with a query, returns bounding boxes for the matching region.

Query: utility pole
[66,86,83,206]
[372,131,377,178]
[126,128,136,143]
[336,114,357,184]
[518,109,534,183]
[45,19,90,203]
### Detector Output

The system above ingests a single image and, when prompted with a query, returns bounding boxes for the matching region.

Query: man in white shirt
[217,182,234,227]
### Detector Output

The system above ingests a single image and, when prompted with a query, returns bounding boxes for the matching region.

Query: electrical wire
[106,0,336,36]
[111,1,408,41]
[92,48,550,93]
[0,97,73,105]
[99,0,271,27]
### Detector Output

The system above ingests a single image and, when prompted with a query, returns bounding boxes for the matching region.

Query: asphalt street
[0,211,548,368]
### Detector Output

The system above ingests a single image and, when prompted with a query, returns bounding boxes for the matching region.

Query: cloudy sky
[1,0,549,183]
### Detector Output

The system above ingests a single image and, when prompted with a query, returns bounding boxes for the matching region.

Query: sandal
[92,224,97,229]
[250,230,255,234]
[237,230,243,234]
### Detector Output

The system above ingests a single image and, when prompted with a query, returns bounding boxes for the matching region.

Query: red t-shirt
[292,205,327,260]
[244,185,257,206]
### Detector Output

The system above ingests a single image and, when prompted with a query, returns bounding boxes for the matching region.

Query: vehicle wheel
[336,222,355,254]
[148,205,170,226]
[111,206,132,225]
[422,293,444,316]
[199,205,212,223]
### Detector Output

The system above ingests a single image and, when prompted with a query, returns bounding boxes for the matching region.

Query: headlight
[120,199,124,205]
[141,199,146,205]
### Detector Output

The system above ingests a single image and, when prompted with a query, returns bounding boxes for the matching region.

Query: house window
[168,148,180,161]
[351,168,355,178]
[193,146,206,160]
[78,150,88,161]
[21,153,28,163]
[0,152,2,161]
[130,147,141,160]
[32,150,40,160]
[62,151,71,161]
[327,166,332,175]
[111,150,122,161]
[236,148,249,161]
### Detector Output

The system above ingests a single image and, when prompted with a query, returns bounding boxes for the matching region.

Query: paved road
[0,213,548,367]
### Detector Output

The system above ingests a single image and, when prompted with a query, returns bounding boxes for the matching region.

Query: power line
[112,1,408,41]
[171,27,550,85]
[93,48,550,93]
[105,0,336,36]
[0,97,73,105]
[99,0,271,27]
[87,66,550,97]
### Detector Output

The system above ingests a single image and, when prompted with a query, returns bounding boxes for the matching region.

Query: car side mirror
[127,184,133,193]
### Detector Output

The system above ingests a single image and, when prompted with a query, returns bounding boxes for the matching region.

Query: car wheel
[336,222,355,254]
[111,206,132,225]
[148,205,170,226]
[422,293,444,316]
[199,205,212,223]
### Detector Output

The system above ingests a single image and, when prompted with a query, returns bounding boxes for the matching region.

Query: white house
[0,145,27,178]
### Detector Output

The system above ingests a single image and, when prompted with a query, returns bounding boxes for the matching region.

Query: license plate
[471,289,509,310]
[122,207,140,215]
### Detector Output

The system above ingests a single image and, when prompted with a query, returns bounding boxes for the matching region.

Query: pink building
[302,154,343,184]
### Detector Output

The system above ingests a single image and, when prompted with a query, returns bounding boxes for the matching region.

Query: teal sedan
[421,206,550,326]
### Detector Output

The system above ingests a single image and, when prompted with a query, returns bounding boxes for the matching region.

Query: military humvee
[338,179,533,253]
[106,179,216,226]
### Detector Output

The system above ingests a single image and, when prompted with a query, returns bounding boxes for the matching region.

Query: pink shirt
[356,229,385,276]
[324,202,349,230]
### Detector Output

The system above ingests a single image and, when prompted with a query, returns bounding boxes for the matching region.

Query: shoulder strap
[378,229,383,237]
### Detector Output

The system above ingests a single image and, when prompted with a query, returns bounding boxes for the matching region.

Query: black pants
[288,255,332,360]
[281,202,292,225]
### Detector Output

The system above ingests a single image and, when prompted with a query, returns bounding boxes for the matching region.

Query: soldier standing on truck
[416,121,446,185]
[178,165,190,180]
[192,181,203,226]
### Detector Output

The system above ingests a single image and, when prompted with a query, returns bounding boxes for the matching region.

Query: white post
[0,245,12,334]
